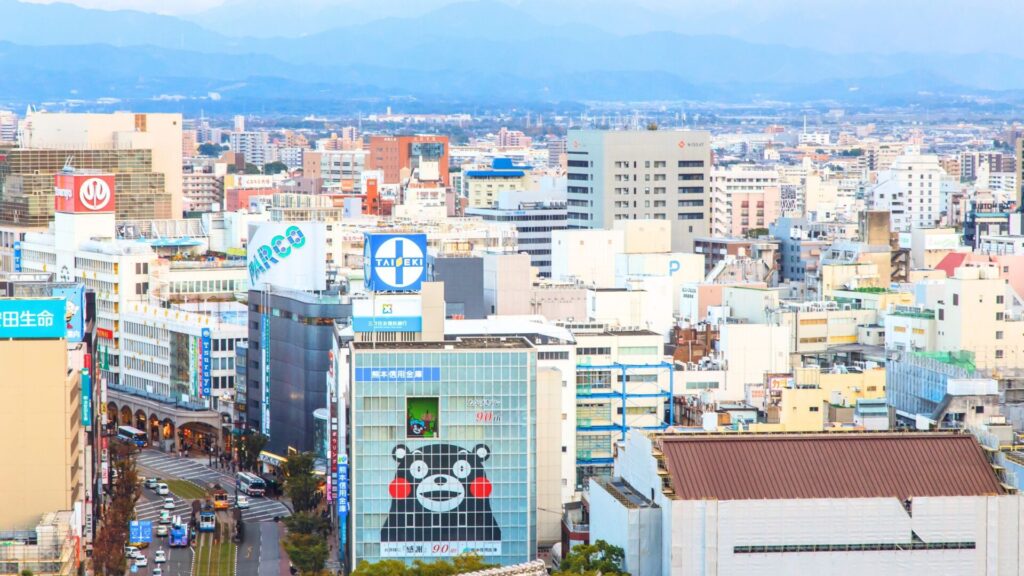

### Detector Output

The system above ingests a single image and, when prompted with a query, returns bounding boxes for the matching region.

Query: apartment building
[565,130,711,251]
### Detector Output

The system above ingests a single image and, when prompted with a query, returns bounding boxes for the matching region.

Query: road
[137,450,292,522]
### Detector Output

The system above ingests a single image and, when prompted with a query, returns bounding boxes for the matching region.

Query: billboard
[51,285,85,342]
[261,313,271,437]
[54,173,116,214]
[80,368,92,427]
[381,443,501,557]
[247,223,327,292]
[0,298,66,339]
[363,233,427,292]
[352,295,423,332]
[12,241,21,272]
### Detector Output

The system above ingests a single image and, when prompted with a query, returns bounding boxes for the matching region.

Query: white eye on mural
[408,460,429,479]
[452,460,472,479]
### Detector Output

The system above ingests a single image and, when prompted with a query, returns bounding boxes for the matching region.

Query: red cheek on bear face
[469,477,492,498]
[389,477,412,499]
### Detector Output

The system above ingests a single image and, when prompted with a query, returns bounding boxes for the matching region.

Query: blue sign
[129,520,153,543]
[12,241,21,272]
[0,299,66,339]
[354,367,440,383]
[200,328,212,398]
[52,285,85,342]
[80,369,92,427]
[261,313,271,438]
[352,316,422,333]
[337,458,349,515]
[363,233,427,292]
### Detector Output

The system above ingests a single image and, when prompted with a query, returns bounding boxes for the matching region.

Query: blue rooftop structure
[464,157,532,178]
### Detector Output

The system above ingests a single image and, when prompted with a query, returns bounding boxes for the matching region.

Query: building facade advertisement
[261,313,271,437]
[54,173,116,213]
[0,298,66,339]
[247,222,327,292]
[352,350,534,564]
[363,233,428,292]
[200,328,212,398]
[12,240,21,272]
[81,368,92,427]
[352,295,423,332]
[52,284,86,342]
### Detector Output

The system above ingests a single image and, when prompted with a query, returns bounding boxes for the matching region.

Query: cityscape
[4,1,1024,576]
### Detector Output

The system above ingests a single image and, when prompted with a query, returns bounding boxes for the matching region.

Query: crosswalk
[136,449,292,523]
[136,495,191,522]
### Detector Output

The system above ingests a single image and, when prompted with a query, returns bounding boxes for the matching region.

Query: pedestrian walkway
[138,449,292,523]
[135,495,191,522]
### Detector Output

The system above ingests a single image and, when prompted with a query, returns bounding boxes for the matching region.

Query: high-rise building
[366,135,449,186]
[0,109,17,144]
[565,129,712,252]
[466,191,567,277]
[229,131,270,167]
[870,154,946,232]
[463,158,533,208]
[19,111,184,217]
[709,165,781,237]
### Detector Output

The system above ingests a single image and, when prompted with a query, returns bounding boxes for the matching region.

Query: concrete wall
[0,339,78,529]
[537,368,564,548]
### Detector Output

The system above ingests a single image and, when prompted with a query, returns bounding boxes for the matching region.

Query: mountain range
[2,0,1024,110]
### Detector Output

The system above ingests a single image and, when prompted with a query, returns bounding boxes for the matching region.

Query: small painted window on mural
[407,397,440,439]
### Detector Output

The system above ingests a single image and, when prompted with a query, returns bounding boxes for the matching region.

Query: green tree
[283,533,328,575]
[351,554,494,576]
[243,163,261,174]
[283,452,319,512]
[263,161,288,175]
[556,540,628,576]
[238,431,268,472]
[198,142,226,157]
[283,511,330,536]
[92,440,142,575]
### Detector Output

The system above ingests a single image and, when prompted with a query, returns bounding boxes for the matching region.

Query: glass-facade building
[349,339,537,567]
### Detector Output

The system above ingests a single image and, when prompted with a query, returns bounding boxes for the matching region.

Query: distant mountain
[3,0,1024,109]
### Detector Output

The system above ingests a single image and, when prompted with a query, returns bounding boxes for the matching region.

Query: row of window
[733,542,976,554]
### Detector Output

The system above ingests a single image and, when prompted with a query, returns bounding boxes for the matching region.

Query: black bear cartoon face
[382,443,501,544]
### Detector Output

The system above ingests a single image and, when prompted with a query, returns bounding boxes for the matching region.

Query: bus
[116,425,148,447]
[169,523,189,548]
[236,472,266,497]
[212,488,229,511]
[198,508,216,533]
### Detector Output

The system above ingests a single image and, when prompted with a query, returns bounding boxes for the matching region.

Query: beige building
[566,129,711,252]
[0,337,82,530]
[20,111,185,217]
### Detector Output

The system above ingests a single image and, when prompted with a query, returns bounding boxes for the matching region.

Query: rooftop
[914,350,976,372]
[658,432,1003,501]
[353,337,532,350]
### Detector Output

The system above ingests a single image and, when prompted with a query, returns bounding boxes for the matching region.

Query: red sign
[96,328,113,339]
[54,173,116,213]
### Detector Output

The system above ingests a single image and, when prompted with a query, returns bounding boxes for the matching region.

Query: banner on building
[201,328,212,397]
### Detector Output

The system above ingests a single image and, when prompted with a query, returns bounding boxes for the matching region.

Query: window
[576,347,612,356]
[997,331,1004,340]
[952,293,959,306]
[997,312,1004,321]
[997,295,1004,304]
[975,406,985,414]
[678,160,704,168]
[938,309,944,321]
[538,351,570,360]
[619,346,659,355]
[809,406,820,412]
[996,350,1004,359]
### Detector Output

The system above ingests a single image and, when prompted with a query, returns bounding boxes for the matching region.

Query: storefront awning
[258,450,288,466]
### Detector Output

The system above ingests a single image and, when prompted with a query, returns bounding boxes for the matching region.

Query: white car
[235,495,250,509]
[154,549,166,564]
[134,556,148,568]
[153,568,163,576]
[156,483,170,496]
[162,497,175,510]
[156,524,168,537]
[159,510,171,524]
[124,546,142,560]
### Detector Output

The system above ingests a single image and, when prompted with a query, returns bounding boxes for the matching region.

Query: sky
[20,0,226,13]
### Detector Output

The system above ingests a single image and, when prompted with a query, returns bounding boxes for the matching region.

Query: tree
[237,431,268,472]
[198,142,227,157]
[243,163,261,174]
[283,533,328,575]
[283,452,319,513]
[92,440,142,575]
[283,512,330,536]
[351,554,494,576]
[263,161,288,175]
[556,540,628,576]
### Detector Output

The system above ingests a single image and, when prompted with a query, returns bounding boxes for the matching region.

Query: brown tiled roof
[659,432,1004,501]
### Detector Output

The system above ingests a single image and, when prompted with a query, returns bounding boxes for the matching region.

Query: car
[159,510,171,524]
[134,556,148,568]
[235,495,250,509]
[153,567,163,576]
[155,524,168,537]
[124,546,141,560]
[145,477,159,490]
[163,497,175,509]
[156,483,170,496]
[154,549,166,564]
